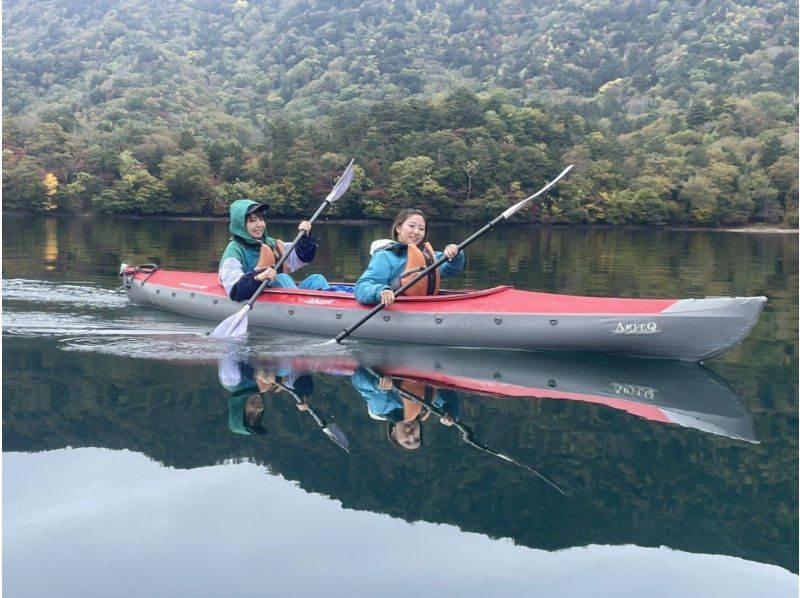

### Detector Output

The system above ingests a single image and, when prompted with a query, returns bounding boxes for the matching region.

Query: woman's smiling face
[392,420,421,450]
[395,214,426,246]
[245,212,266,239]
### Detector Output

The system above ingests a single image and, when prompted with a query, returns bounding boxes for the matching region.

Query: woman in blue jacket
[351,367,461,451]
[354,208,465,305]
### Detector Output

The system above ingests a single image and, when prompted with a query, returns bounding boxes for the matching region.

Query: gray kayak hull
[121,266,767,361]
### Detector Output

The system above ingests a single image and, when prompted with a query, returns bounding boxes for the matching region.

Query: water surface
[3,215,797,596]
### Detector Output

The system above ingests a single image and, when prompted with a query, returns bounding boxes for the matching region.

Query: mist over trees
[3,0,798,226]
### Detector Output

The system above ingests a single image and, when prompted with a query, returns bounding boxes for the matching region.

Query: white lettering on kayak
[178,283,210,290]
[611,321,661,335]
[610,383,657,400]
[304,298,335,305]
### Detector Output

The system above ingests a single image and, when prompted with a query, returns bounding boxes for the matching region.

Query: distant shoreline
[2,211,798,233]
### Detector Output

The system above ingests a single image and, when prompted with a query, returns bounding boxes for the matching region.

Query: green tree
[206,139,244,176]
[680,175,719,225]
[133,134,180,174]
[219,157,242,183]
[269,140,320,198]
[601,190,677,225]
[768,156,800,225]
[758,136,784,169]
[324,161,368,218]
[263,180,304,216]
[115,169,171,214]
[2,0,797,225]
[158,151,215,211]
[686,100,711,129]
[462,185,508,221]
[2,151,48,211]
[751,184,781,223]
[178,130,197,150]
[388,156,449,216]
[91,189,124,214]
[440,88,485,129]
[92,168,170,214]
[214,180,271,214]
[57,172,99,213]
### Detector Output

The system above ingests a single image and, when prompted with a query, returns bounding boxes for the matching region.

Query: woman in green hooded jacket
[218,199,330,300]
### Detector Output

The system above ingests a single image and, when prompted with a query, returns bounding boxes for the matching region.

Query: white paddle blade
[324,424,350,452]
[325,159,355,203]
[210,306,250,338]
[500,164,574,220]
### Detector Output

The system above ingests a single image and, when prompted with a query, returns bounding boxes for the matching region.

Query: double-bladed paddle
[326,164,573,345]
[211,159,355,338]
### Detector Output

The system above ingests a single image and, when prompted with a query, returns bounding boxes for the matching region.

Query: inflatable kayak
[120,264,767,361]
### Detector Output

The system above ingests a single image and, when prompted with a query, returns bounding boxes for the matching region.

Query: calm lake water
[3,215,798,597]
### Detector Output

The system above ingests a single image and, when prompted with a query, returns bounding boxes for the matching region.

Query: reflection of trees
[3,219,796,349]
[3,338,796,572]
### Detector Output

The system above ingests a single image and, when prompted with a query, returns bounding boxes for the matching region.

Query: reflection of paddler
[350,367,460,450]
[218,355,311,436]
[377,368,565,494]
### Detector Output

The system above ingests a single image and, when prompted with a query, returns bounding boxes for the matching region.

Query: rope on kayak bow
[118,263,160,290]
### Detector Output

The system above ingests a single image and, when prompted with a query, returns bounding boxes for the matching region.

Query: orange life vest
[256,240,287,273]
[397,242,441,296]
[399,380,433,421]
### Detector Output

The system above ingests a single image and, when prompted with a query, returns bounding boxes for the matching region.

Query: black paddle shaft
[245,200,329,309]
[272,381,328,428]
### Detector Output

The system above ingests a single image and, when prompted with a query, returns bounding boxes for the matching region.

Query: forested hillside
[3,0,798,225]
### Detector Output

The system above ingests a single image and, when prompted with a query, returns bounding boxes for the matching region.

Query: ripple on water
[2,309,206,338]
[2,279,128,309]
[2,277,361,361]
[60,332,356,362]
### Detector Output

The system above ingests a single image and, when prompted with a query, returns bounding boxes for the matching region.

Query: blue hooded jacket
[354,242,465,304]
[351,367,461,422]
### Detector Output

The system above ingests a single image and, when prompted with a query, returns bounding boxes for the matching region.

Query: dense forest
[3,0,798,225]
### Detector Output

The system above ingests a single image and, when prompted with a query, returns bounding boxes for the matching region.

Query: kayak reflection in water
[351,366,461,450]
[218,354,313,436]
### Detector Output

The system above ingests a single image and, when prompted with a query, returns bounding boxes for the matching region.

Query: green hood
[221,199,279,272]
[227,383,262,436]
[229,199,266,244]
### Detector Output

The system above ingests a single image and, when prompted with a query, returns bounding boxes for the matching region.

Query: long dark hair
[390,208,428,246]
